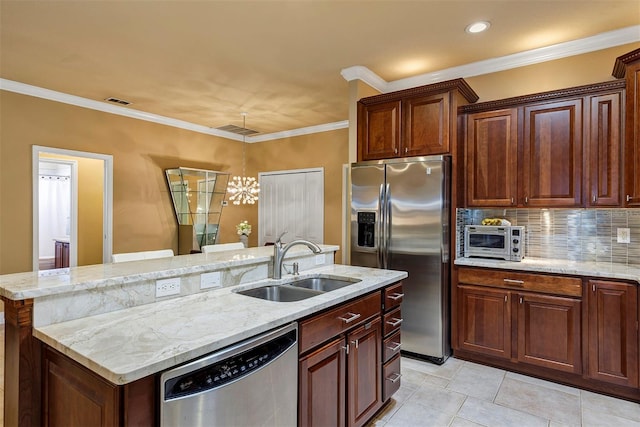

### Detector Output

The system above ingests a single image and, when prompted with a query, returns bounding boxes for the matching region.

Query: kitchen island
[1,245,407,426]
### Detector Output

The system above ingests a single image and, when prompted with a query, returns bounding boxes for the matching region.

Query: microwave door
[350,163,385,268]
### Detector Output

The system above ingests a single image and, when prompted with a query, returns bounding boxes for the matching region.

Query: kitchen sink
[235,285,323,302]
[288,277,361,292]
[235,275,361,302]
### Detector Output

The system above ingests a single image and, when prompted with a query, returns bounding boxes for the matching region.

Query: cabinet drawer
[383,330,401,363]
[300,293,381,354]
[458,268,582,297]
[383,307,403,337]
[383,354,401,402]
[383,282,404,311]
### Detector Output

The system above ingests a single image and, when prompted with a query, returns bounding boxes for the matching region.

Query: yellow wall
[250,129,349,262]
[0,90,246,274]
[40,153,104,266]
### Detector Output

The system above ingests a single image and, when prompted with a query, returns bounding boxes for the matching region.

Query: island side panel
[3,297,42,427]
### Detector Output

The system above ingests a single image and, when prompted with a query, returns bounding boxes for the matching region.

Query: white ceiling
[1,1,639,137]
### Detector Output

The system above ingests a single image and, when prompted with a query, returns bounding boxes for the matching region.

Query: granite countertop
[454,257,640,283]
[33,264,407,385]
[0,244,339,300]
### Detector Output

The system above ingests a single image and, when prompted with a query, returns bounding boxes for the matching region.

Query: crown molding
[343,25,640,93]
[0,78,347,142]
[249,120,349,143]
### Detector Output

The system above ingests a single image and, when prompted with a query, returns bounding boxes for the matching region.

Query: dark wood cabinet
[54,240,69,268]
[347,318,383,427]
[458,285,512,359]
[403,92,450,156]
[299,337,347,427]
[587,280,639,388]
[357,100,401,161]
[587,91,623,206]
[358,79,478,161]
[460,80,625,208]
[522,99,583,207]
[465,108,518,207]
[613,48,640,207]
[456,268,582,372]
[42,346,156,427]
[516,292,582,373]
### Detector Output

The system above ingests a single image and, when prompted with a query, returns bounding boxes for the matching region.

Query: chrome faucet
[273,231,322,279]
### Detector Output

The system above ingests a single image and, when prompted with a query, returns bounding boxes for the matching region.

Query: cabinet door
[299,337,346,427]
[588,91,622,206]
[466,109,518,206]
[624,63,640,206]
[347,317,382,427]
[522,99,583,206]
[43,346,120,427]
[516,293,582,373]
[587,280,639,387]
[358,100,401,161]
[458,285,511,359]
[403,92,450,156]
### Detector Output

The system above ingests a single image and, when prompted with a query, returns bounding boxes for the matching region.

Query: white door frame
[32,146,114,269]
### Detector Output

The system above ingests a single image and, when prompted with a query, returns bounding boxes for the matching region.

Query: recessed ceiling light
[465,21,491,34]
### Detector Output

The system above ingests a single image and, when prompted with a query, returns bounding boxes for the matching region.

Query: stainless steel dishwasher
[160,323,298,427]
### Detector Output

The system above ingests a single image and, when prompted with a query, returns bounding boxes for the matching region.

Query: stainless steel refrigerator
[350,156,450,364]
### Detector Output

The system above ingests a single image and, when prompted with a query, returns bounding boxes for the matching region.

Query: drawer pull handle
[386,372,402,383]
[338,312,361,324]
[386,342,401,352]
[351,339,359,349]
[386,318,403,327]
[388,292,404,301]
[503,279,524,285]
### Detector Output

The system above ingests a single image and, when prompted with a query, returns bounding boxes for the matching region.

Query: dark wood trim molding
[612,48,640,78]
[2,297,42,427]
[458,80,626,114]
[359,78,479,105]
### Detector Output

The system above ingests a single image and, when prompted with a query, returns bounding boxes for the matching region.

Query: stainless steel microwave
[464,225,525,261]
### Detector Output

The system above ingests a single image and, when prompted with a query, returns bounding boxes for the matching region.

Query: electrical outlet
[156,277,181,297]
[315,254,326,265]
[617,228,631,244]
[201,271,222,289]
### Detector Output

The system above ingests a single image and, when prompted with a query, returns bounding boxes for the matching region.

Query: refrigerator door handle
[383,183,391,269]
[377,183,385,268]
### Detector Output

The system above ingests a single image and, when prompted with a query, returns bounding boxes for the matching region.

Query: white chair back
[201,242,245,253]
[112,249,174,263]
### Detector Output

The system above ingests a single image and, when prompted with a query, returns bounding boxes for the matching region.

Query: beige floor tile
[384,399,457,427]
[582,407,640,427]
[373,398,404,423]
[449,417,486,427]
[446,362,505,401]
[495,377,581,426]
[505,371,581,396]
[457,396,549,427]
[408,382,466,409]
[401,365,430,391]
[402,356,465,380]
[581,390,640,423]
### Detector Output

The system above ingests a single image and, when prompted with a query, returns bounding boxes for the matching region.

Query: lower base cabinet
[454,267,640,402]
[587,280,639,387]
[299,283,403,427]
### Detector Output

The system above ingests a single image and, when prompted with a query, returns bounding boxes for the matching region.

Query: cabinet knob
[404,147,408,154]
[351,339,359,349]
[593,195,597,203]
[342,344,349,355]
[511,197,514,205]
[394,148,398,154]
[627,195,633,202]
[524,197,529,204]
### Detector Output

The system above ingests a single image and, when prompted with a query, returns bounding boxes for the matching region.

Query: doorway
[32,146,113,270]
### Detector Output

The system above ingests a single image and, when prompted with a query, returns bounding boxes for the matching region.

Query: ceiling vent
[216,124,259,136]
[104,97,131,106]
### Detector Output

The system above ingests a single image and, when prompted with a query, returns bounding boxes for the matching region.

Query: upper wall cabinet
[613,48,640,207]
[461,80,625,208]
[358,79,478,161]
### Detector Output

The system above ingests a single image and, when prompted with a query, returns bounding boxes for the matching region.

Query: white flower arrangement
[236,220,252,236]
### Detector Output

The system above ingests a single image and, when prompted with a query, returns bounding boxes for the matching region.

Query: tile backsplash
[456,208,640,266]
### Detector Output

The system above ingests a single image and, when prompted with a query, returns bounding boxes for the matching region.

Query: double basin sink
[235,276,361,302]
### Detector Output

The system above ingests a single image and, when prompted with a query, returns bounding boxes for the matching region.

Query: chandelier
[227,113,260,205]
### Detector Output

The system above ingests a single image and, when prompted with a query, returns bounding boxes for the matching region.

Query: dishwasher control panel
[163,328,296,400]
